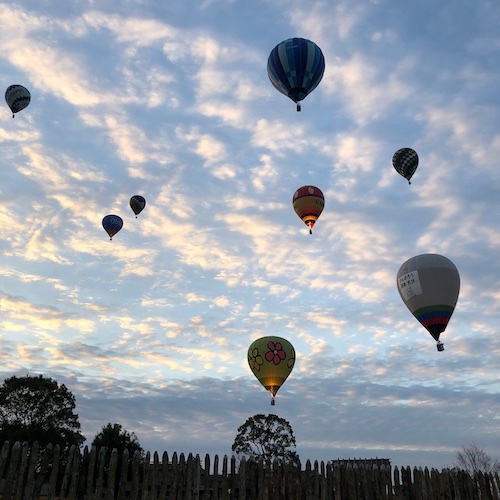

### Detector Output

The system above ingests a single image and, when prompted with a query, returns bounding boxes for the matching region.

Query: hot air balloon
[292,185,324,234]
[5,84,31,118]
[392,147,418,184]
[267,37,325,111]
[130,195,146,218]
[102,215,123,240]
[396,254,460,351]
[248,336,295,405]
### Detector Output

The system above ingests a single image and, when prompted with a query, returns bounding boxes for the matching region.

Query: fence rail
[0,441,498,499]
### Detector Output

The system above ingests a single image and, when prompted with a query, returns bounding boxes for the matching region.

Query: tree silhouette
[0,374,84,454]
[232,414,299,466]
[92,422,143,456]
[455,441,500,475]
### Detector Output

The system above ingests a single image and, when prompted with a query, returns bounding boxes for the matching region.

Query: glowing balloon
[130,195,146,218]
[5,85,31,118]
[396,254,460,351]
[292,185,324,234]
[102,215,123,240]
[267,38,325,111]
[248,336,295,405]
[392,147,418,184]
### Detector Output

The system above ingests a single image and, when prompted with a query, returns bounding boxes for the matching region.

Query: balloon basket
[437,341,444,352]
[271,397,275,406]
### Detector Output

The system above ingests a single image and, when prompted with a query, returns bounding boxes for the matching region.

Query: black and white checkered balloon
[392,148,419,184]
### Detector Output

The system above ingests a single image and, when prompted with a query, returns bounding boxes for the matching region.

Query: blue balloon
[267,38,325,111]
[102,214,123,240]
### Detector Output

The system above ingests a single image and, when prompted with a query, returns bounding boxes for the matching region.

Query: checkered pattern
[392,148,419,182]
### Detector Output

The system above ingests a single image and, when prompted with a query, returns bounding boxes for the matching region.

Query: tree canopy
[92,422,143,457]
[0,374,84,452]
[231,414,299,466]
[455,441,500,475]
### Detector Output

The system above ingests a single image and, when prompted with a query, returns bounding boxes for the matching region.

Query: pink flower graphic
[265,341,286,365]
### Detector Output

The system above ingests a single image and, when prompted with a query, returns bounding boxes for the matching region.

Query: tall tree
[231,414,299,466]
[0,374,85,452]
[454,441,500,475]
[91,422,143,457]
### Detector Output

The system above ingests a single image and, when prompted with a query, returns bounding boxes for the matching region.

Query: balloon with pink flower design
[247,336,295,405]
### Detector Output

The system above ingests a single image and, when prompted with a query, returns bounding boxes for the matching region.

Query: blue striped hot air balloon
[267,37,325,111]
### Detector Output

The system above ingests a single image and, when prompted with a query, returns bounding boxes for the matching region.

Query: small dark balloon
[392,147,419,184]
[5,84,31,118]
[130,195,146,218]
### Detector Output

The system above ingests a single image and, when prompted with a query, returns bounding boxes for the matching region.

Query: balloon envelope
[392,147,418,184]
[292,185,324,233]
[248,336,295,400]
[267,38,325,111]
[5,84,31,117]
[130,195,146,217]
[396,254,460,342]
[102,215,123,240]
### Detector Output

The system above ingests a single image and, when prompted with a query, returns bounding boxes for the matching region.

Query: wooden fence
[0,441,498,499]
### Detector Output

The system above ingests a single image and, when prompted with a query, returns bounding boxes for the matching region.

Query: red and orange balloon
[292,185,324,234]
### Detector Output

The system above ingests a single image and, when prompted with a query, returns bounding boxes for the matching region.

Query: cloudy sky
[0,0,499,470]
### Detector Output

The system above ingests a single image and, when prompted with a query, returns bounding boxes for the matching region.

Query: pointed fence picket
[0,441,497,499]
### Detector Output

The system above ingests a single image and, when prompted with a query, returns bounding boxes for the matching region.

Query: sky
[0,0,499,471]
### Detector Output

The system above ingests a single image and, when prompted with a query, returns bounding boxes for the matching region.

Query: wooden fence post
[58,444,78,499]
[3,441,22,500]
[0,441,11,479]
[142,451,152,500]
[23,441,39,500]
[86,446,98,498]
[180,453,188,499]
[117,448,129,500]
[47,444,60,500]
[92,445,107,499]
[107,448,119,500]
[130,449,143,500]
[212,454,220,499]
[185,453,193,500]
[149,451,159,500]
[203,454,211,498]
[11,441,29,500]
[220,455,229,500]
[238,457,246,500]
[158,451,169,500]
